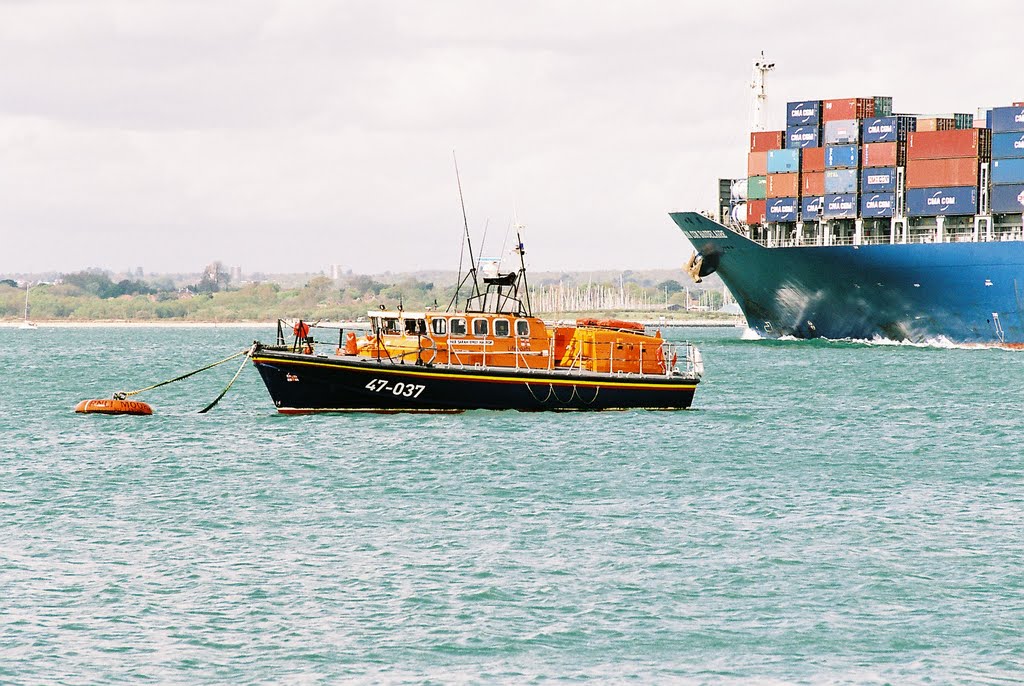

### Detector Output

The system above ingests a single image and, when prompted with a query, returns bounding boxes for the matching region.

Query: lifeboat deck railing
[285,320,702,380]
[443,338,700,379]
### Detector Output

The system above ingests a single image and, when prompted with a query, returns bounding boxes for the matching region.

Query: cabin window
[516,319,530,336]
[431,318,447,335]
[404,319,427,335]
[450,318,467,336]
[472,318,489,336]
[382,318,400,334]
[493,319,510,337]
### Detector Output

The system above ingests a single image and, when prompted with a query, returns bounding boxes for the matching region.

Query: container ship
[671,62,1024,345]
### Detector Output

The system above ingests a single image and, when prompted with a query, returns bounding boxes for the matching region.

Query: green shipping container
[747,175,767,200]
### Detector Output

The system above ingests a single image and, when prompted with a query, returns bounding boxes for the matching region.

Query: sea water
[1,326,1022,684]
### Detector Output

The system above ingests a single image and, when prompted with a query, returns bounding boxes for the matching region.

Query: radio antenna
[447,152,483,311]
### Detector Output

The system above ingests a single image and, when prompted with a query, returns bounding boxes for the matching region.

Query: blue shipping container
[823,119,860,145]
[767,149,800,173]
[991,184,1024,213]
[766,197,799,222]
[824,169,858,194]
[825,144,859,169]
[861,193,895,218]
[823,193,857,219]
[992,158,1024,185]
[801,196,824,219]
[906,186,977,217]
[786,126,821,149]
[862,115,916,144]
[992,132,1024,159]
[989,106,1024,133]
[787,101,822,127]
[990,184,1024,214]
[861,167,897,193]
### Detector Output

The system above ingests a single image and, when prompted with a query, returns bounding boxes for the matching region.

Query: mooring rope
[198,348,253,414]
[114,348,250,399]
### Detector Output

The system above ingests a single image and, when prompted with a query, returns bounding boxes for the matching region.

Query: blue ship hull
[670,212,1024,344]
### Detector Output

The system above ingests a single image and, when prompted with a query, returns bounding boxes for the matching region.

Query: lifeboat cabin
[344,267,686,377]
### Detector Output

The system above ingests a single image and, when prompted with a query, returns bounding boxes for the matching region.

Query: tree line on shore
[1,267,728,322]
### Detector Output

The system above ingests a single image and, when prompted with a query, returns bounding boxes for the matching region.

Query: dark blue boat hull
[251,347,698,412]
[671,212,1024,344]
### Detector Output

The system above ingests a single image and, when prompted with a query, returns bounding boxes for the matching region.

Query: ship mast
[750,51,775,132]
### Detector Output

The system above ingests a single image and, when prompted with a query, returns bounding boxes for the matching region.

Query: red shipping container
[862,142,899,168]
[746,199,766,225]
[823,97,874,122]
[750,130,784,152]
[802,147,825,172]
[906,157,980,188]
[766,173,800,198]
[748,151,768,177]
[916,117,955,132]
[908,129,991,160]
[801,172,824,196]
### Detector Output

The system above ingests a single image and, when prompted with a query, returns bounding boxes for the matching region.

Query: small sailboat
[19,284,37,329]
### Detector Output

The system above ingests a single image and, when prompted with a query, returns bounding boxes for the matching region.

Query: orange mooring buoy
[75,398,153,416]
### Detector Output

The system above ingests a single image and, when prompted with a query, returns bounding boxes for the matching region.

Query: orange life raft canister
[75,398,153,415]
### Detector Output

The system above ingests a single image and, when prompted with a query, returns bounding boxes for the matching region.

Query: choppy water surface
[2,326,1023,684]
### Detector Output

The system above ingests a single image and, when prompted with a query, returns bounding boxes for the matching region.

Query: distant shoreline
[2,316,744,329]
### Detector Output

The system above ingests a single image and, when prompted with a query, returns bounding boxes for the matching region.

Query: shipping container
[989,106,1024,133]
[861,167,897,193]
[823,119,860,145]
[767,148,800,173]
[802,147,825,172]
[748,151,768,176]
[873,96,893,117]
[787,101,822,127]
[953,113,974,130]
[906,157,980,189]
[905,186,977,217]
[823,193,858,219]
[766,173,800,198]
[802,172,825,196]
[747,176,767,200]
[766,197,799,223]
[990,184,1024,214]
[750,130,785,152]
[786,125,821,149]
[862,141,904,168]
[915,117,955,132]
[825,144,859,169]
[907,129,991,160]
[801,196,824,220]
[824,168,858,194]
[861,193,895,218]
[862,115,916,144]
[746,199,767,225]
[992,158,1024,185]
[823,98,874,122]
[992,132,1024,159]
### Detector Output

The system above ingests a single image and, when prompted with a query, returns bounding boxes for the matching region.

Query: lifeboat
[75,398,153,415]
[249,244,703,411]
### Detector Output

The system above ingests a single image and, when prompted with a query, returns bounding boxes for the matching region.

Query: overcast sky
[2,0,1021,275]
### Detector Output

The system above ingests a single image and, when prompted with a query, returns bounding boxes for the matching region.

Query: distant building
[229,266,242,282]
